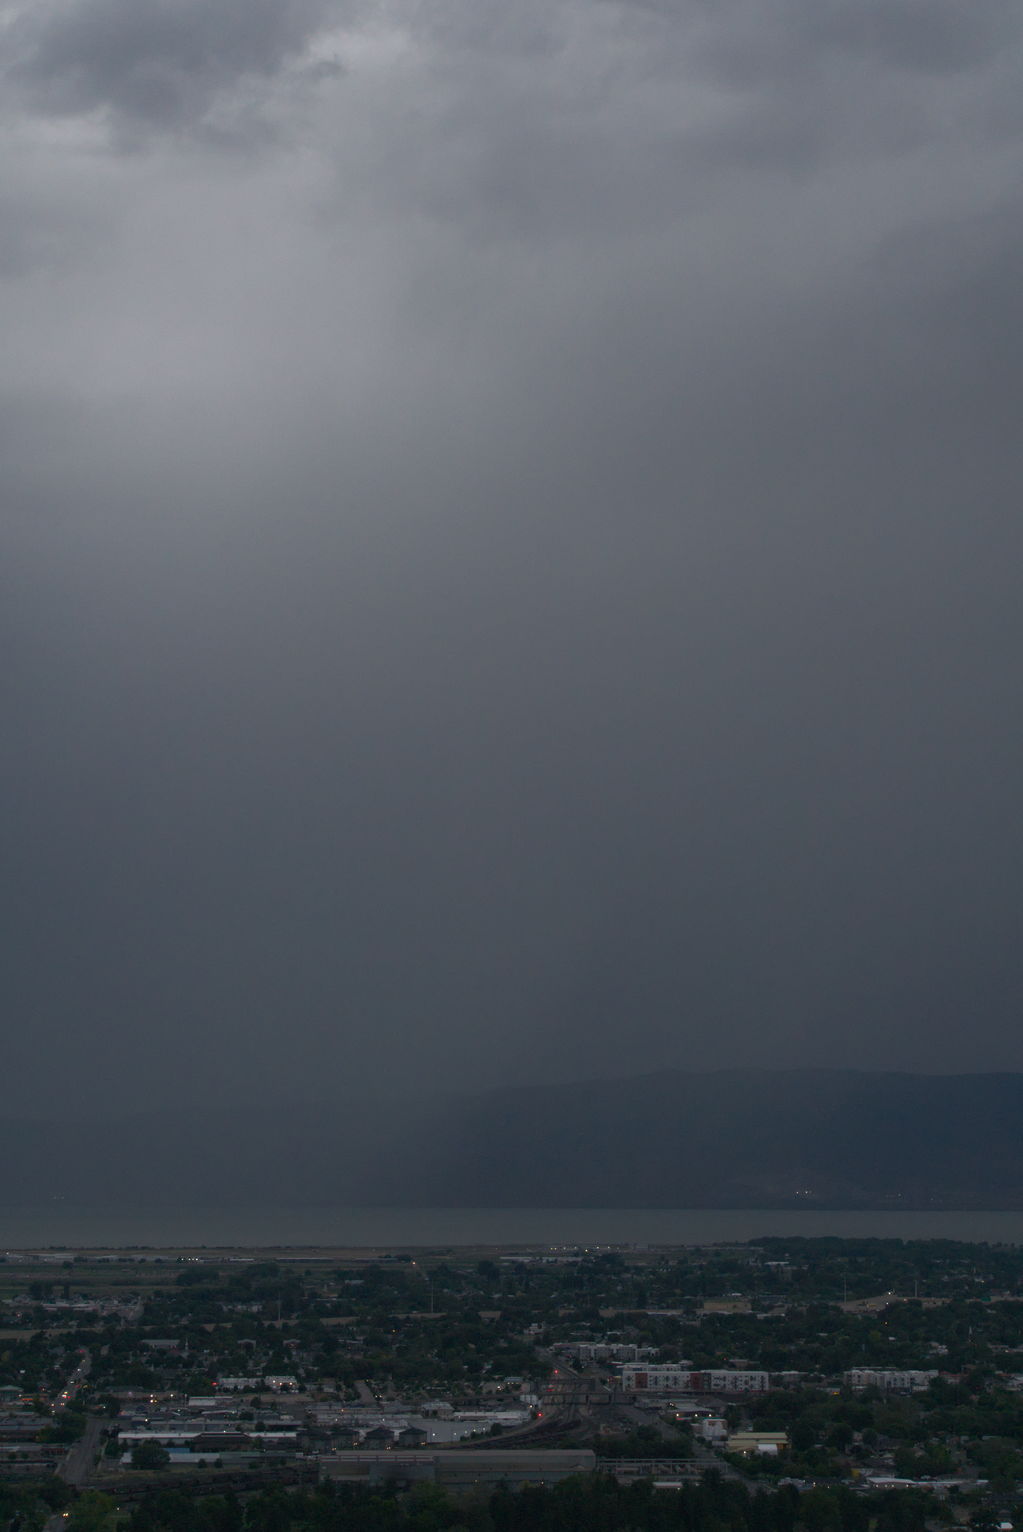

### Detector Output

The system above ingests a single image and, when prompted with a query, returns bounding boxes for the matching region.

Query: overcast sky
[3,0,1023,1116]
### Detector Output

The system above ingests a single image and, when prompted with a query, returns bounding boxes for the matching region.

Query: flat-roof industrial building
[320,1448,596,1488]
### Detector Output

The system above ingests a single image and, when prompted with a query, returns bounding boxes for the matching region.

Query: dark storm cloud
[2,0,1023,1116]
[10,0,341,135]
[683,0,1015,79]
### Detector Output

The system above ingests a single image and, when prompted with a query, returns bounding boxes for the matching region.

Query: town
[3,1237,1023,1529]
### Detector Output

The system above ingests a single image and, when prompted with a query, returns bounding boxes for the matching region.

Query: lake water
[6,1206,1023,1249]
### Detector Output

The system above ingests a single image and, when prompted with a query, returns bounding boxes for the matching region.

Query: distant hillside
[4,1069,1023,1208]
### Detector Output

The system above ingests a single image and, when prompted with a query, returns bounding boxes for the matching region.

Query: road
[47,1349,103,1495]
[57,1415,104,1487]
[41,1418,104,1532]
[54,1350,92,1411]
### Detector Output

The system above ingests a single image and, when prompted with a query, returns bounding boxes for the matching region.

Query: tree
[69,1490,116,1531]
[132,1440,170,1469]
[790,1418,816,1452]
[45,1409,87,1443]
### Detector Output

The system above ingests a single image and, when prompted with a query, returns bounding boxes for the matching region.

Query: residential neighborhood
[4,1237,1023,1527]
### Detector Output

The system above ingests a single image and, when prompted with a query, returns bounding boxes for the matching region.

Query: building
[559,1342,656,1364]
[321,1448,596,1488]
[621,1366,771,1395]
[727,1432,788,1455]
[621,1365,694,1394]
[845,1370,938,1392]
[397,1426,428,1447]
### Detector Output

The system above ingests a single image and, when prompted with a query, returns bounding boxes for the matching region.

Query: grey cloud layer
[10,0,341,134]
[2,0,1022,1113]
